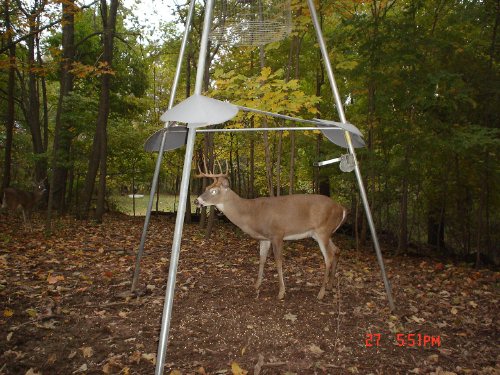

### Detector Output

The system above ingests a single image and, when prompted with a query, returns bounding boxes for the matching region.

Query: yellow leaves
[102,354,130,374]
[212,66,320,122]
[258,66,273,82]
[335,60,359,71]
[231,362,248,375]
[141,352,156,365]
[128,350,141,364]
[26,308,38,318]
[3,308,14,318]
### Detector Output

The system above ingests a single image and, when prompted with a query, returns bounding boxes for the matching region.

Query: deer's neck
[215,190,257,231]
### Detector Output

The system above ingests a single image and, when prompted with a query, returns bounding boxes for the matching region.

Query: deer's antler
[195,157,229,180]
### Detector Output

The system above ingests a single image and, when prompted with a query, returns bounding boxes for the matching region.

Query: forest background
[0,0,498,265]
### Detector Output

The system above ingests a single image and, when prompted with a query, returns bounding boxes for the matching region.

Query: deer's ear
[220,178,230,188]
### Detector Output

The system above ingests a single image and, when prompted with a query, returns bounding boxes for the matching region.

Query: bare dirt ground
[0,213,498,375]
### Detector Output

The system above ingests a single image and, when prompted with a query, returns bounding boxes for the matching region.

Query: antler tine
[203,155,210,175]
[195,155,228,179]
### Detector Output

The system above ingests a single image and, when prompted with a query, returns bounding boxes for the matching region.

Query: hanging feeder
[210,0,292,46]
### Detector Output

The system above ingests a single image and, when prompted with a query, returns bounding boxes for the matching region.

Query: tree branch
[0,0,99,55]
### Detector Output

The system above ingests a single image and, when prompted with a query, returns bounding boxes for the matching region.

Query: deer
[194,161,347,300]
[1,181,46,231]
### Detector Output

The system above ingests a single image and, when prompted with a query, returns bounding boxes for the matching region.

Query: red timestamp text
[365,333,441,348]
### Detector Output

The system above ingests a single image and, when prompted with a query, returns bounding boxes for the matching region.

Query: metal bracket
[314,154,355,173]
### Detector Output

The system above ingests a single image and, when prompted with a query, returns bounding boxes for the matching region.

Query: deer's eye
[210,189,217,195]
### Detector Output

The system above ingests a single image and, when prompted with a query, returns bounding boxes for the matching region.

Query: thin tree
[79,0,119,221]
[2,0,16,195]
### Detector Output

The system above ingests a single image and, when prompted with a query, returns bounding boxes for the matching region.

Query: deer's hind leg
[271,237,285,300]
[327,240,341,290]
[315,233,334,300]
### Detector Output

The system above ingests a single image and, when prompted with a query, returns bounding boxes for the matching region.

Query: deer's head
[194,159,230,208]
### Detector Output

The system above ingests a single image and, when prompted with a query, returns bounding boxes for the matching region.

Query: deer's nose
[194,198,202,208]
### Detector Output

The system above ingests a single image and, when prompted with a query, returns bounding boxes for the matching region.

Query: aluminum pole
[196,126,344,133]
[306,0,395,311]
[131,0,197,292]
[155,0,215,373]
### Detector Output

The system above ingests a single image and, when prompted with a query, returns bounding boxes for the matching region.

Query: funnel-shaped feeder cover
[160,94,239,128]
[315,119,365,148]
[144,125,188,152]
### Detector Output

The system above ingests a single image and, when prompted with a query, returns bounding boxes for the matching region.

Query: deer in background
[194,161,347,300]
[1,182,46,231]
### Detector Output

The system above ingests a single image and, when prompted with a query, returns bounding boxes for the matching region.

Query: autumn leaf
[74,363,88,373]
[3,308,14,318]
[44,353,56,365]
[102,355,124,374]
[141,353,156,365]
[47,274,65,284]
[307,344,324,356]
[427,354,439,364]
[434,262,445,271]
[80,346,94,358]
[231,362,248,375]
[128,351,141,364]
[284,312,297,322]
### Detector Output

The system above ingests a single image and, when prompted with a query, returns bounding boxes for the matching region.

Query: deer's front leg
[255,240,271,292]
[271,237,285,299]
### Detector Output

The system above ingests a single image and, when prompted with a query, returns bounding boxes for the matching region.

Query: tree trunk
[235,137,242,195]
[263,131,274,196]
[47,0,76,231]
[35,27,49,154]
[288,132,295,195]
[398,167,409,254]
[79,0,119,221]
[2,0,15,194]
[249,121,255,199]
[204,134,216,237]
[26,9,46,182]
[276,131,283,196]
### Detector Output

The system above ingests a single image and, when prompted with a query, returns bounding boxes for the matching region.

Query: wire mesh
[210,0,292,46]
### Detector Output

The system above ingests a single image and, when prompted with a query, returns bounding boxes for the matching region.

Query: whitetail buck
[1,182,46,230]
[194,161,347,300]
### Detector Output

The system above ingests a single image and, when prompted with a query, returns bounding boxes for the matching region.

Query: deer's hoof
[277,290,285,300]
[317,288,325,300]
